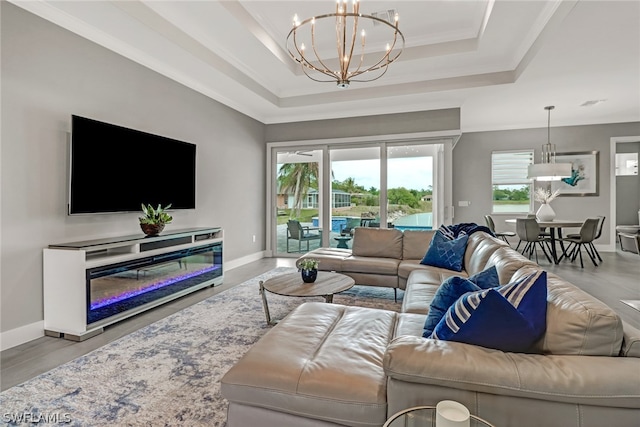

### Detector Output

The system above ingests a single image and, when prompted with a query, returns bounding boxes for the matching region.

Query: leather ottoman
[221,302,398,427]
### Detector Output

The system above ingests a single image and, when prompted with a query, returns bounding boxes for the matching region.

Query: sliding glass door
[269,139,452,257]
[329,146,381,249]
[386,144,435,231]
[273,149,324,254]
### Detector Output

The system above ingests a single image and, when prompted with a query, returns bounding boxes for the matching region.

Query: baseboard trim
[1,321,45,352]
[225,251,266,271]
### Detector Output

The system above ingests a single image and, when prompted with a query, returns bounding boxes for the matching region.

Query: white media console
[44,227,223,341]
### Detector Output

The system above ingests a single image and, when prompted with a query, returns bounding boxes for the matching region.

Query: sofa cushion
[431,270,548,353]
[422,267,500,337]
[397,260,437,281]
[401,282,438,314]
[395,312,428,337]
[510,267,624,356]
[421,231,468,272]
[486,247,538,285]
[352,227,404,259]
[299,247,351,272]
[463,232,508,276]
[341,256,400,276]
[402,230,434,260]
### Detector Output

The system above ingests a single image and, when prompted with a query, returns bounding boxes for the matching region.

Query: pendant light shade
[527,106,572,181]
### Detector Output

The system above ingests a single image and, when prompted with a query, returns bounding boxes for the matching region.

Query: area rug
[0,267,401,426]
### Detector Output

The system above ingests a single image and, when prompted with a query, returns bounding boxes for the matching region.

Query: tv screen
[69,115,196,214]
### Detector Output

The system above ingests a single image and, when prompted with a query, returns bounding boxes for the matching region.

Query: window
[491,150,534,214]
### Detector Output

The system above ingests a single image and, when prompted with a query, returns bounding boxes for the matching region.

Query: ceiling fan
[292,150,313,156]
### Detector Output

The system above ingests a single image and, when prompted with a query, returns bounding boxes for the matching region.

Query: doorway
[609,136,640,250]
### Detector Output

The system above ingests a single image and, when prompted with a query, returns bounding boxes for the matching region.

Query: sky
[331,157,433,191]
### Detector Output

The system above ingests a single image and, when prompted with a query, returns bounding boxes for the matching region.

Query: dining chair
[564,216,605,263]
[484,215,516,245]
[558,218,600,268]
[515,218,552,263]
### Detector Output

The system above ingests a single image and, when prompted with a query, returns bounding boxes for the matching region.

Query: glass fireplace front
[86,242,222,324]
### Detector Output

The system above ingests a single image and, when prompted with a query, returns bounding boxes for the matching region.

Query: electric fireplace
[87,242,222,324]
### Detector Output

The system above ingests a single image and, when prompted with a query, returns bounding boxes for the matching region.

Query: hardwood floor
[2,250,639,392]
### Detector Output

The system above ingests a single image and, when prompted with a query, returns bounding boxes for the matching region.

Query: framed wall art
[550,151,599,196]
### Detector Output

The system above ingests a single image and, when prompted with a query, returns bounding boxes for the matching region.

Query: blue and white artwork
[551,151,599,196]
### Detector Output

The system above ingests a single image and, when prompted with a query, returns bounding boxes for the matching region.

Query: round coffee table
[259,271,355,324]
[383,405,495,427]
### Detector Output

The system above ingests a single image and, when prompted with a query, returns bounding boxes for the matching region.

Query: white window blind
[492,151,534,185]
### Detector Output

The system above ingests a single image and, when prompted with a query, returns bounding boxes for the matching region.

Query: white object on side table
[436,400,470,427]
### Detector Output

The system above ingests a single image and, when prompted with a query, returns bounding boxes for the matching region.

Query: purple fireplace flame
[90,265,220,310]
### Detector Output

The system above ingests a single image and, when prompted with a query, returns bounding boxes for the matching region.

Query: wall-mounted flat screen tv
[69,115,196,214]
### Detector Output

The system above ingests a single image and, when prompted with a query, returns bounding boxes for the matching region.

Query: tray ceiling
[9,0,640,131]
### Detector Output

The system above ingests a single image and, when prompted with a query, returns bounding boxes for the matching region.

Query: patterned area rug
[0,267,401,426]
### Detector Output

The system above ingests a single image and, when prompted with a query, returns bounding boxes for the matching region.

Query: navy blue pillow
[422,266,500,337]
[468,265,499,289]
[422,276,480,337]
[420,231,468,272]
[431,271,548,353]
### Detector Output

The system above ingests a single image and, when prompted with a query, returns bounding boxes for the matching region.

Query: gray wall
[1,3,265,335]
[453,122,640,246]
[265,109,460,142]
[616,142,640,225]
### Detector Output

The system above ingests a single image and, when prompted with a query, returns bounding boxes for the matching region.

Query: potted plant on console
[297,258,319,283]
[139,203,173,236]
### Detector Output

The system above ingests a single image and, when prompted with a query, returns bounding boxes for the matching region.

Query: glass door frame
[266,132,459,257]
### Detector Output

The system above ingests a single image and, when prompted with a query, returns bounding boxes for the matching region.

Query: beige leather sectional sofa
[221,228,640,427]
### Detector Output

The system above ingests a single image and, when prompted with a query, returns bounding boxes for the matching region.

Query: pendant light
[527,106,572,181]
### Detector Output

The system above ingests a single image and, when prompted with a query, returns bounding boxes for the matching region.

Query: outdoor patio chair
[340,217,361,236]
[286,220,321,253]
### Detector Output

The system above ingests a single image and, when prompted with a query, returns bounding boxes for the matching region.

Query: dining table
[505,218,585,264]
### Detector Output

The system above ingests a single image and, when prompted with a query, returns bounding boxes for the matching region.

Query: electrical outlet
[252,235,256,243]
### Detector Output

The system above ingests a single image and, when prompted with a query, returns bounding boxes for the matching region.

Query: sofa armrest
[384,336,640,408]
[622,321,640,357]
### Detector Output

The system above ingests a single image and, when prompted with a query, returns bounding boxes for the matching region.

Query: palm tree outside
[278,162,319,219]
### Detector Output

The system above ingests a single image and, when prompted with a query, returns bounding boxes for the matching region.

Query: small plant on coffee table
[139,203,173,236]
[297,258,319,271]
[297,258,319,283]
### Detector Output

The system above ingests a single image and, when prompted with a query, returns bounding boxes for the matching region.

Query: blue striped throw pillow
[431,271,547,353]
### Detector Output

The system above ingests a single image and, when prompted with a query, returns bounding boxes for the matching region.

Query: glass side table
[383,406,495,427]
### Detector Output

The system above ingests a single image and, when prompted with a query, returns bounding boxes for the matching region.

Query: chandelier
[527,106,572,181]
[286,0,405,88]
